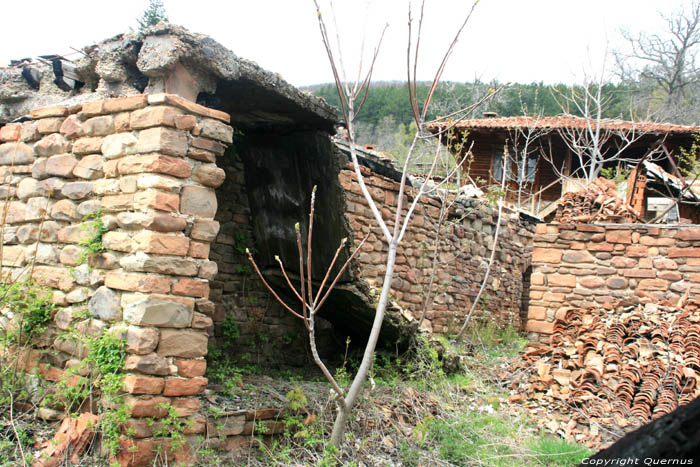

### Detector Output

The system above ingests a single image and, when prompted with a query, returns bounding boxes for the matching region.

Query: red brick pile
[507,296,700,447]
[553,177,642,224]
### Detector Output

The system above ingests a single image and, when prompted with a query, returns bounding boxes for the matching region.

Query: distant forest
[308,80,639,163]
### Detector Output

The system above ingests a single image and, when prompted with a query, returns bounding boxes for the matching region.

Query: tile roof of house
[428,115,700,134]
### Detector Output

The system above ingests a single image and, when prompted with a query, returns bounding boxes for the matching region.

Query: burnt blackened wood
[21,66,41,90]
[51,59,84,91]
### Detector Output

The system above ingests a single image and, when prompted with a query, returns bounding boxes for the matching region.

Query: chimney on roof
[483,111,499,119]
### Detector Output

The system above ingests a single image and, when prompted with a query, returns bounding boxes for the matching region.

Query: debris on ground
[504,294,700,449]
[32,412,100,467]
[553,177,643,224]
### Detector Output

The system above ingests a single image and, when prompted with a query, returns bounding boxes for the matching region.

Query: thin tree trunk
[329,242,397,446]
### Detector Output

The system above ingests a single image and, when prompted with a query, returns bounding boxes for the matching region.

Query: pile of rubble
[553,177,642,224]
[505,295,700,448]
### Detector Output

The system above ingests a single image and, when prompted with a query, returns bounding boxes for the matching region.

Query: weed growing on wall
[0,280,54,344]
[78,210,107,265]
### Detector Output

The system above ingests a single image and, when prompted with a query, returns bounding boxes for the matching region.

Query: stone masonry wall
[526,223,700,342]
[0,93,232,463]
[207,148,315,368]
[339,163,536,334]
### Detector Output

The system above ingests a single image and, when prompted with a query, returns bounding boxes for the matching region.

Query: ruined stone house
[0,24,535,462]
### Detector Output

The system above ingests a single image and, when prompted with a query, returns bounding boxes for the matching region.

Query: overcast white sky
[0,0,694,87]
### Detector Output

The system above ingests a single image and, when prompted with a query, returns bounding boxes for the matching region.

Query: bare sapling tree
[504,94,552,211]
[453,145,508,340]
[549,55,648,185]
[615,0,700,124]
[249,0,480,447]
[246,187,369,411]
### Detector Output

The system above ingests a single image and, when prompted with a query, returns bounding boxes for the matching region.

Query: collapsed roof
[0,23,337,132]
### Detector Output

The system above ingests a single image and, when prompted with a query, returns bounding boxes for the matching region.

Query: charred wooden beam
[51,59,84,91]
[21,66,41,90]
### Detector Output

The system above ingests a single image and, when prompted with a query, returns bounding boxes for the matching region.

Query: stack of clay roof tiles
[552,177,643,224]
[506,295,700,447]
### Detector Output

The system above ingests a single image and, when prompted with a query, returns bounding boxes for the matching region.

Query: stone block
[173,359,206,378]
[102,231,134,252]
[678,228,700,241]
[30,106,67,119]
[180,186,217,218]
[191,219,220,242]
[191,312,212,329]
[562,250,595,263]
[124,354,170,376]
[136,174,182,192]
[118,154,192,178]
[625,245,648,257]
[103,95,148,113]
[199,118,233,143]
[130,106,183,129]
[120,252,198,276]
[134,190,179,212]
[20,121,39,142]
[148,93,230,123]
[73,136,104,155]
[163,377,207,396]
[157,329,208,358]
[637,279,670,291]
[133,231,190,256]
[653,258,678,270]
[605,277,628,289]
[192,164,225,188]
[31,266,74,291]
[669,247,700,258]
[624,269,656,278]
[121,395,170,418]
[59,245,84,266]
[34,133,68,157]
[528,306,546,320]
[73,154,104,179]
[198,261,217,280]
[525,320,554,334]
[124,296,193,328]
[45,153,78,177]
[37,118,63,134]
[82,116,114,136]
[172,279,209,298]
[16,178,38,200]
[124,325,160,355]
[0,123,21,142]
[123,375,164,395]
[164,63,200,102]
[137,127,188,157]
[105,272,172,294]
[1,246,25,267]
[658,271,682,281]
[59,115,83,139]
[77,199,101,218]
[188,241,210,259]
[61,182,93,200]
[530,272,544,285]
[532,248,562,263]
[191,136,225,156]
[0,142,34,165]
[548,274,576,287]
[101,133,138,159]
[605,230,632,244]
[101,194,134,212]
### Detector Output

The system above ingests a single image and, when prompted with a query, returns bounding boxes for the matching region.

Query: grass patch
[528,436,593,466]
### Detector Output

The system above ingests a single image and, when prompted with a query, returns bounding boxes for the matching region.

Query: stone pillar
[0,93,232,465]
